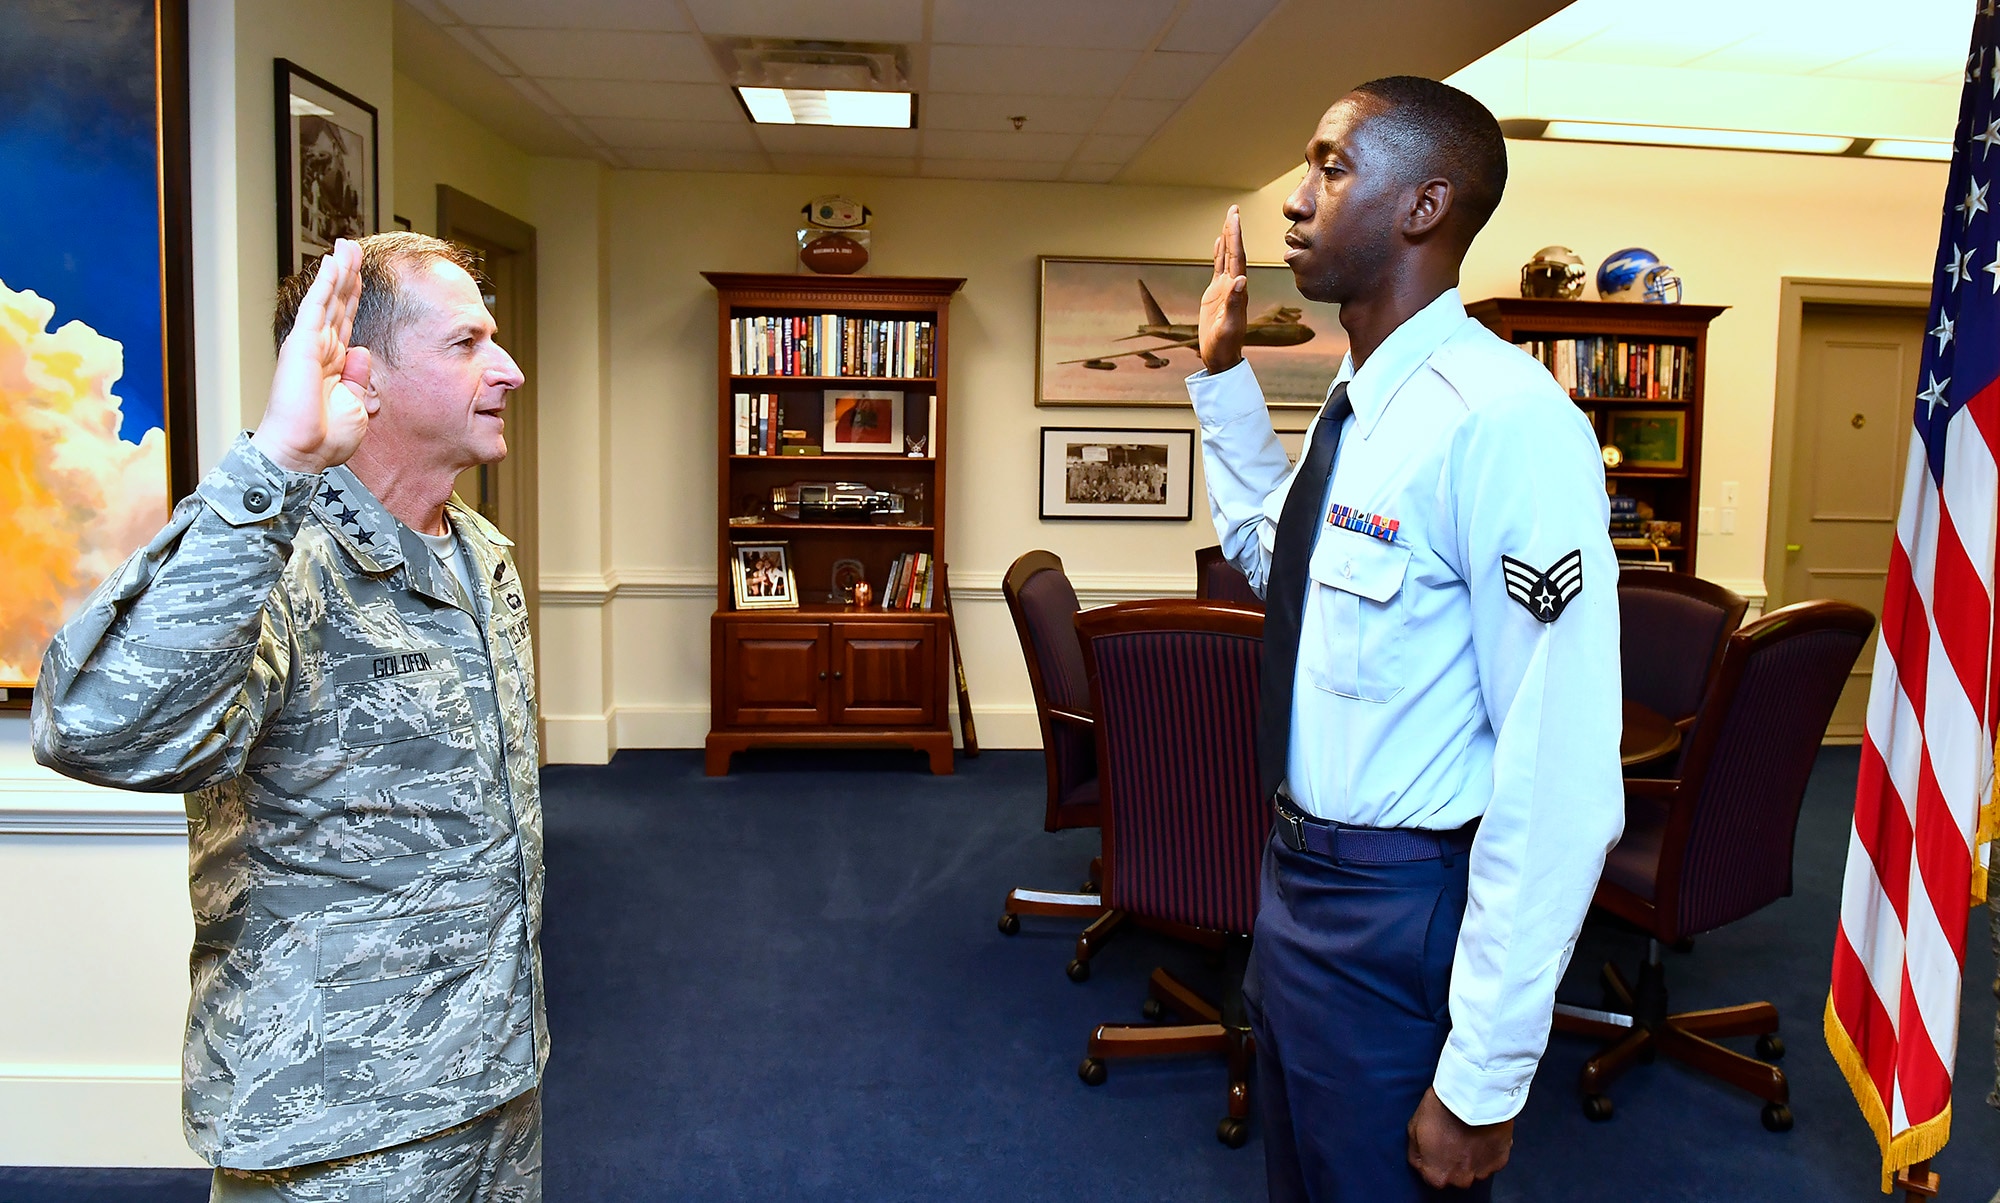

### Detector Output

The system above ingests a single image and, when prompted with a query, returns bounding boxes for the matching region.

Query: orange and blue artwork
[0,1,178,688]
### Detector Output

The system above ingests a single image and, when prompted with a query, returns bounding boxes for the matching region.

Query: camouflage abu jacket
[31,435,544,1171]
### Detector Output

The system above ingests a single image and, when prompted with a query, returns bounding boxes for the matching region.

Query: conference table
[1621,700,1681,768]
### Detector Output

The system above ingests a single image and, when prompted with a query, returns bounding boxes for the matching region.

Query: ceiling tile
[1077,133,1146,161]
[920,129,1082,161]
[921,93,1109,134]
[927,45,1139,97]
[437,0,686,30]
[444,26,523,77]
[1159,0,1279,54]
[478,29,717,82]
[772,155,919,176]
[1096,96,1180,136]
[932,0,1178,50]
[1123,51,1223,100]
[581,117,761,151]
[1063,161,1123,182]
[755,126,922,157]
[681,0,925,42]
[616,148,772,173]
[538,80,742,122]
[920,158,1065,181]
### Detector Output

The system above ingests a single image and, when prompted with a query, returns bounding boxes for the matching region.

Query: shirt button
[242,486,272,513]
[1342,560,1355,579]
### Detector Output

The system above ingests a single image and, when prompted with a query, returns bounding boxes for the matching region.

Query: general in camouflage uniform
[32,234,544,1200]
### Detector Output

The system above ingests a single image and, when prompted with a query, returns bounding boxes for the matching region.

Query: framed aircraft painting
[0,0,197,698]
[1037,256,1347,408]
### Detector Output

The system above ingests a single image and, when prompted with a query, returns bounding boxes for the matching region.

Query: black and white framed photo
[275,59,378,279]
[730,542,798,609]
[1039,427,1195,521]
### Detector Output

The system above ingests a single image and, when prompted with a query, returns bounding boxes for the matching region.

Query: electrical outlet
[1699,507,1717,535]
[1720,507,1737,534]
[1722,480,1739,506]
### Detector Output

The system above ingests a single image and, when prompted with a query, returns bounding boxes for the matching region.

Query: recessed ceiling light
[1538,120,1852,155]
[736,87,914,129]
[1863,138,1953,161]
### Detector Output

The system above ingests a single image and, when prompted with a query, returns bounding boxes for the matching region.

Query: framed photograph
[731,543,798,610]
[1,0,197,698]
[1606,410,1686,471]
[1040,428,1195,521]
[831,557,866,602]
[1037,256,1348,408]
[823,388,904,453]
[275,59,379,279]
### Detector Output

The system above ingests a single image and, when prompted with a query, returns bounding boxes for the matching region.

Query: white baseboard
[541,713,612,765]
[0,1066,203,1167]
[611,703,710,750]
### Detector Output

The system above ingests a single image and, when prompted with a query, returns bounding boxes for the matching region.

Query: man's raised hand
[253,239,370,475]
[1198,204,1250,375]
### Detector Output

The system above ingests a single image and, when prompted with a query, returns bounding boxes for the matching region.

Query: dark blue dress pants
[1244,828,1495,1203]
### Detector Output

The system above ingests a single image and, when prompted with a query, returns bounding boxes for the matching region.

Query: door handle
[1785,543,1802,553]
[1851,413,1866,429]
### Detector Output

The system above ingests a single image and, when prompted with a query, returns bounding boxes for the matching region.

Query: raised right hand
[1198,205,1249,375]
[252,239,369,474]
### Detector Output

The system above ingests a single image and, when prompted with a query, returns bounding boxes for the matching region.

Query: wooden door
[831,621,935,726]
[1783,303,1924,738]
[721,621,830,725]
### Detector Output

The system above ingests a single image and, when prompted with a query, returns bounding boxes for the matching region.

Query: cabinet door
[831,622,936,727]
[721,622,830,726]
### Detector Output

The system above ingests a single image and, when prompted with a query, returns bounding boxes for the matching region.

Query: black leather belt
[1272,789,1478,864]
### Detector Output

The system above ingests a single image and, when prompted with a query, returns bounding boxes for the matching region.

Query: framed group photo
[1037,256,1347,408]
[731,543,798,609]
[275,59,378,279]
[1039,428,1195,521]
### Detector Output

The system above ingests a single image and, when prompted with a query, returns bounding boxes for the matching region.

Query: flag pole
[1894,1159,1938,1201]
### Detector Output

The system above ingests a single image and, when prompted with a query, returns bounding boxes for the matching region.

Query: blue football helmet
[1596,248,1682,304]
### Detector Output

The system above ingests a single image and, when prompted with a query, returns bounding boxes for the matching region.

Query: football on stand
[800,232,868,275]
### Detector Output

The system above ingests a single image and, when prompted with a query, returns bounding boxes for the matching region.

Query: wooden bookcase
[701,272,964,776]
[1467,298,1727,577]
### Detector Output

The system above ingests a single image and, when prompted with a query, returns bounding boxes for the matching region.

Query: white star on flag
[1948,243,1977,288]
[1919,371,1951,417]
[1961,176,1989,223]
[1932,312,1956,351]
[1978,117,2000,157]
[1987,245,2000,292]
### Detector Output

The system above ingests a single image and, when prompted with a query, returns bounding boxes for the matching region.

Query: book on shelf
[732,393,790,455]
[879,551,936,610]
[729,314,936,378]
[1517,336,1692,400]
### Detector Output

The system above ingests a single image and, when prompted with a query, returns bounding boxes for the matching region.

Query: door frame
[1763,277,1930,610]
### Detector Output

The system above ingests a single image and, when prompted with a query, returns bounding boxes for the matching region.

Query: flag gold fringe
[1976,746,2000,903]
[1824,996,1954,1192]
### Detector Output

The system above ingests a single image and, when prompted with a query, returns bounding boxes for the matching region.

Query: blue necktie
[1258,382,1352,803]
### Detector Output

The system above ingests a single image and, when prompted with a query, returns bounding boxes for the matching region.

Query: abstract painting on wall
[0,0,194,692]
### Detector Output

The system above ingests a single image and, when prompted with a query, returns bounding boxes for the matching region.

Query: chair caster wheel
[1217,1117,1249,1148]
[1067,958,1091,983]
[1582,1094,1614,1122]
[1141,997,1165,1022]
[998,913,1020,936]
[1078,1057,1107,1086]
[1756,1033,1785,1060]
[1761,1102,1793,1133]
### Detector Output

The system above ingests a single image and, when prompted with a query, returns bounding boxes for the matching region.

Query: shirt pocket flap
[1308,530,1411,604]
[317,901,491,985]
[333,667,474,748]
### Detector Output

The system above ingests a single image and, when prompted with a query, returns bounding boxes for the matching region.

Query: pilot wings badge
[1501,550,1583,623]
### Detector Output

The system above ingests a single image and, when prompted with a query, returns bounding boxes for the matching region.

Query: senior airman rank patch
[1502,550,1583,623]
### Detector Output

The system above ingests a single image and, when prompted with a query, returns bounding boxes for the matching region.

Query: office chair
[997,551,1122,980]
[1194,544,1262,608]
[1073,599,1268,1148]
[1553,599,1875,1132]
[1617,571,1748,771]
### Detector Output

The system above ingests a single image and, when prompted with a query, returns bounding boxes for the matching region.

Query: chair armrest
[1623,777,1678,802]
[1048,707,1094,729]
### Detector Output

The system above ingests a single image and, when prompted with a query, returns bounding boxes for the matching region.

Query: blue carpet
[5,745,1997,1201]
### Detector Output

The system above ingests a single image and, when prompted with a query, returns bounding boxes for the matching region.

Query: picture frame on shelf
[823,388,904,453]
[275,59,378,280]
[1606,409,1685,471]
[1039,427,1195,521]
[1037,256,1347,408]
[731,542,798,610]
[831,557,866,602]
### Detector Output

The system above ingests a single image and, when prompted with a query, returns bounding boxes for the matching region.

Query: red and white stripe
[1828,379,2000,1167]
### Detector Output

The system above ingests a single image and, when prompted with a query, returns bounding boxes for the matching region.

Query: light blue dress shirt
[1187,288,1626,1124]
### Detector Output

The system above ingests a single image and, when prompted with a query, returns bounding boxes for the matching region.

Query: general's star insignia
[336,505,360,525]
[1502,550,1583,623]
[317,483,345,506]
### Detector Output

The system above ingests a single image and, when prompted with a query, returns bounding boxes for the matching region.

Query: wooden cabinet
[702,273,964,776]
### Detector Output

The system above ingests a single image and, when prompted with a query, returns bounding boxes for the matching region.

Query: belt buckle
[1274,801,1306,853]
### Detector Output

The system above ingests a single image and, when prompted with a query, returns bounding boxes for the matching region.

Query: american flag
[1827,2,2000,1183]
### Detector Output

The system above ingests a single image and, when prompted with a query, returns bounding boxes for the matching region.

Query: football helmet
[1596,248,1682,304]
[1520,245,1586,299]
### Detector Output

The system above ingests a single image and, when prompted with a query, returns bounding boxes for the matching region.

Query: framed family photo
[823,388,904,453]
[1037,256,1347,408]
[275,59,378,279]
[731,543,798,610]
[1039,428,1195,521]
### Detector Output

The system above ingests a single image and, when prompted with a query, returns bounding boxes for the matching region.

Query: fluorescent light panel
[737,87,913,128]
[1541,120,1851,154]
